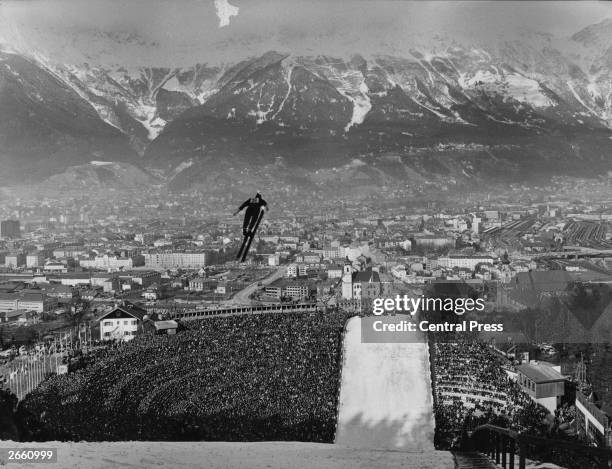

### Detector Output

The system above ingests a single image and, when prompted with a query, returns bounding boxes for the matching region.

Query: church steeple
[342,258,353,300]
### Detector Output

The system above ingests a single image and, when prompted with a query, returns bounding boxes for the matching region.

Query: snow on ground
[460,69,554,108]
[526,460,565,469]
[335,315,436,451]
[171,159,194,177]
[568,82,600,117]
[414,99,450,119]
[342,80,372,132]
[0,441,454,469]
[587,82,601,99]
[504,74,555,108]
[346,158,367,168]
[317,67,371,132]
[271,64,294,121]
[140,114,166,140]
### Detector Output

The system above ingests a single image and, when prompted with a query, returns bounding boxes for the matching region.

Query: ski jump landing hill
[335,314,436,451]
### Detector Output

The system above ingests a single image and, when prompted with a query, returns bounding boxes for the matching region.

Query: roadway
[226,266,286,305]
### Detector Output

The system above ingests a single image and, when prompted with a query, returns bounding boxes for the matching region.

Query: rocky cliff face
[0,52,138,183]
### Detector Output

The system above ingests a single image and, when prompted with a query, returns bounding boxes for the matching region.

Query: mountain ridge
[1,19,612,192]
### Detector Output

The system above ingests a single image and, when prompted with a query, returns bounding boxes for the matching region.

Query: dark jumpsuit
[237,196,267,235]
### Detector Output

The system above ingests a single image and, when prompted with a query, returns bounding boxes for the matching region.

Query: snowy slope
[0,441,454,469]
[335,315,436,451]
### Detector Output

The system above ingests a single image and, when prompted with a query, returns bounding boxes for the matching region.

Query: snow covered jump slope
[335,315,436,451]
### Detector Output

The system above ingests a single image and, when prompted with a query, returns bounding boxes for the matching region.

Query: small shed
[517,362,566,413]
[153,320,178,335]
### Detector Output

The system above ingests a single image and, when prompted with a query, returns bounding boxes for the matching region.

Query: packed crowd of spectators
[0,388,19,440]
[17,311,353,442]
[431,342,549,448]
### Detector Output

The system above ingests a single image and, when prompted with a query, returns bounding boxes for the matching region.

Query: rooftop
[353,270,380,283]
[154,320,178,331]
[517,363,566,383]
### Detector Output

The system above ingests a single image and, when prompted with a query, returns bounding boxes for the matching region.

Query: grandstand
[431,342,549,449]
[16,312,352,442]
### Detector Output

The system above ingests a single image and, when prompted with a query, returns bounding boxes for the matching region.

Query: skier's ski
[239,208,265,262]
[237,232,250,260]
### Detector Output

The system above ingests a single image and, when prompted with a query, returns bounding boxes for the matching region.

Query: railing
[577,391,610,429]
[172,302,320,320]
[467,424,612,469]
[3,353,61,401]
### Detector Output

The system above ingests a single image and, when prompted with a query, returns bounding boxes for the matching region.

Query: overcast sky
[0,0,610,66]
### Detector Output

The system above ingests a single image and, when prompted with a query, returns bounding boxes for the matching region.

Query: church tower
[341,260,353,300]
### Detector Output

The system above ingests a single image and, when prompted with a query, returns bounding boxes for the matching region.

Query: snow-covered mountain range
[1,18,611,191]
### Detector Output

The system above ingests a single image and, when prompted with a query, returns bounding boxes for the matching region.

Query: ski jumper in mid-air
[233,193,268,262]
[234,193,267,236]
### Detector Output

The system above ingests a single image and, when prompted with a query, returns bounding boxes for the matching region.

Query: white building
[327,265,343,279]
[341,262,353,299]
[5,253,25,268]
[413,237,455,249]
[43,262,68,273]
[472,217,481,234]
[120,271,161,288]
[286,264,308,278]
[322,247,340,259]
[435,255,494,271]
[267,253,280,266]
[342,265,383,300]
[517,362,566,413]
[79,254,141,270]
[339,244,372,262]
[153,239,173,248]
[142,288,160,301]
[26,252,44,268]
[134,233,155,244]
[0,292,56,314]
[99,302,147,341]
[144,252,210,269]
[188,277,215,291]
[57,274,92,286]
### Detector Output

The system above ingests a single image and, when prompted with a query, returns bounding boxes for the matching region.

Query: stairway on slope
[454,452,501,469]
